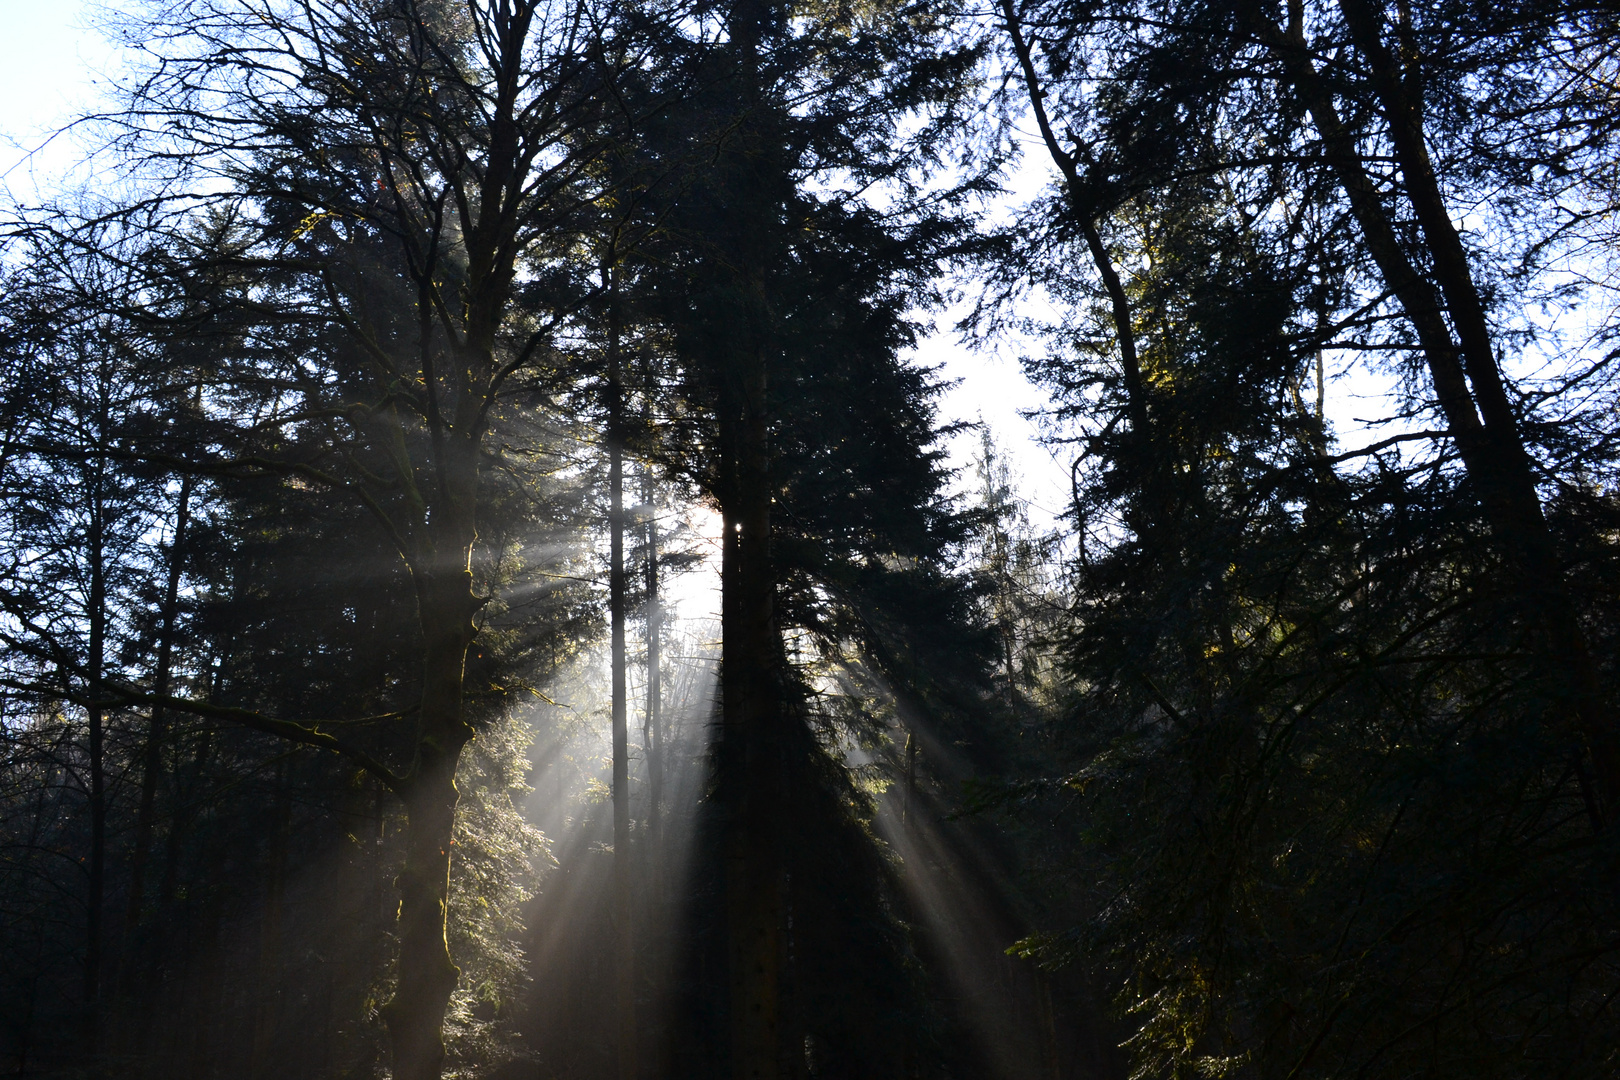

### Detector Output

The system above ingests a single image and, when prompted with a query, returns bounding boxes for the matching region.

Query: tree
[0,251,173,1052]
[977,0,1620,1075]
[639,29,995,1067]
[0,1,680,1073]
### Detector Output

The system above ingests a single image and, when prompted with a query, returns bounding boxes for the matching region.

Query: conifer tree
[0,2,660,1074]
[976,2,1620,1075]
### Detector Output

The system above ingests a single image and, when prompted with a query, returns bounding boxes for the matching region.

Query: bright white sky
[0,2,90,115]
[0,2,110,188]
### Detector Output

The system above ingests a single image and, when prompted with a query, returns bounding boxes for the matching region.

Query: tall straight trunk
[716,2,787,1066]
[384,436,481,1080]
[606,264,638,1080]
[84,432,108,1056]
[128,473,193,931]
[643,463,663,870]
[721,277,784,1080]
[1264,0,1620,804]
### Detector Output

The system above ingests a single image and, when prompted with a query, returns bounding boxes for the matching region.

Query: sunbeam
[512,503,722,1079]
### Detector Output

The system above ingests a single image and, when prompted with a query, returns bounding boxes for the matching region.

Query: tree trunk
[128,473,193,932]
[84,439,107,1057]
[999,0,1146,438]
[1332,0,1620,805]
[387,740,467,1080]
[15,743,55,1075]
[706,4,788,1071]
[1265,0,1620,805]
[721,282,785,1080]
[607,265,639,1080]
[1036,971,1062,1080]
[162,721,214,908]
[903,731,918,824]
[252,759,292,1079]
[384,539,480,1080]
[643,462,663,876]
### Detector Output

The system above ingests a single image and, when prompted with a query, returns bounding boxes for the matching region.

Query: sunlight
[515,531,722,1075]
[661,503,724,625]
[5,1,1610,1075]
[869,742,1060,1080]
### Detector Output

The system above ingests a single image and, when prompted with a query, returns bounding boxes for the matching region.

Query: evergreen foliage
[3,0,1619,1078]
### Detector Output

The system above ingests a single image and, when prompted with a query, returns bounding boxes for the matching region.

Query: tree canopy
[2,1,1619,1079]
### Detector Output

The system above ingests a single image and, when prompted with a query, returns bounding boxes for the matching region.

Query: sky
[0,3,109,187]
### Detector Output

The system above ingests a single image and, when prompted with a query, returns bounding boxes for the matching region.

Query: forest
[1,0,1618,1078]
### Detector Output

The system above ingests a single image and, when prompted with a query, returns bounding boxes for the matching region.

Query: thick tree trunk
[721,298,785,1080]
[716,0,787,1063]
[386,730,468,1080]
[385,543,479,1080]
